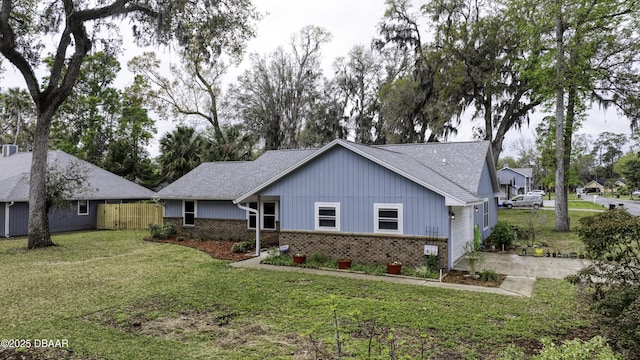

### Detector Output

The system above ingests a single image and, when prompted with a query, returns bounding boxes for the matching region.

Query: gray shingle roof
[0,150,156,202]
[157,139,497,206]
[378,141,494,196]
[156,149,315,200]
[498,167,532,179]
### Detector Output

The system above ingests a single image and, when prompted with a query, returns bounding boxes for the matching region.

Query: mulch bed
[147,239,506,288]
[441,270,506,287]
[147,238,254,261]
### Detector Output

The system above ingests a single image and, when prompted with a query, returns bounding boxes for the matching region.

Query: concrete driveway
[453,252,590,279]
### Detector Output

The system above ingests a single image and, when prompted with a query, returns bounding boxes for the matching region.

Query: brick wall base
[164,218,279,247]
[279,231,449,269]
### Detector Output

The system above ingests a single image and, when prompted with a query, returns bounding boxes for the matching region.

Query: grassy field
[497,203,604,253]
[0,230,593,359]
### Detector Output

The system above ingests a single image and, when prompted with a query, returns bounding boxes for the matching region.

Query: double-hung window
[483,199,489,229]
[247,202,277,230]
[247,202,258,229]
[374,203,403,234]
[262,202,277,230]
[183,200,196,226]
[315,202,340,231]
[77,200,89,216]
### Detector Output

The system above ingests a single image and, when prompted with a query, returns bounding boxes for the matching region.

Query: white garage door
[450,206,472,268]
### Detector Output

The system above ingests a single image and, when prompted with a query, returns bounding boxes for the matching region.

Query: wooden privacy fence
[97,203,163,230]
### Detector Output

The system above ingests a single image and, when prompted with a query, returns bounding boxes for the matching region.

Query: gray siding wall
[497,168,527,188]
[163,200,245,220]
[0,203,5,236]
[260,146,450,237]
[164,200,182,217]
[197,200,245,219]
[476,162,498,239]
[5,200,103,237]
[8,202,28,237]
[49,200,98,233]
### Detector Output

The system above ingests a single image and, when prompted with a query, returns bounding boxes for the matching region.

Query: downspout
[5,202,14,238]
[236,203,261,256]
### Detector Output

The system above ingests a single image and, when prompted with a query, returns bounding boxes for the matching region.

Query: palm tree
[158,126,205,183]
[201,124,256,162]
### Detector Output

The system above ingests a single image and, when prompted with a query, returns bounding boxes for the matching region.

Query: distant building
[497,167,532,198]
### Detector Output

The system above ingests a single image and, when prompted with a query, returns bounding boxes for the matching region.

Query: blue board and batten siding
[164,200,245,219]
[260,146,450,237]
[476,161,498,239]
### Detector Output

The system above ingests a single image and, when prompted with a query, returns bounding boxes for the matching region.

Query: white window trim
[77,200,89,216]
[183,200,197,227]
[246,201,278,230]
[373,203,403,234]
[483,198,490,230]
[314,202,340,231]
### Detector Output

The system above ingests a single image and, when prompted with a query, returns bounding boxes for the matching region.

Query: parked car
[527,189,545,196]
[502,194,544,209]
[633,190,640,197]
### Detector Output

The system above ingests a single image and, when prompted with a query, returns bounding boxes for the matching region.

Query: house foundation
[163,217,280,247]
[279,230,449,269]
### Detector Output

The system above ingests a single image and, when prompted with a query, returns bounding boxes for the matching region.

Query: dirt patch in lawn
[0,348,100,360]
[441,270,506,288]
[147,238,254,261]
[83,298,309,357]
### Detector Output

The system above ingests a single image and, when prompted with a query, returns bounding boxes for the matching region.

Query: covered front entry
[449,206,473,269]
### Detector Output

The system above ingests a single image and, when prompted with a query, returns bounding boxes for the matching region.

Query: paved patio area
[452,252,590,279]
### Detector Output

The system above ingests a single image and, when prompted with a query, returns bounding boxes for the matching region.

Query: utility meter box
[424,245,438,256]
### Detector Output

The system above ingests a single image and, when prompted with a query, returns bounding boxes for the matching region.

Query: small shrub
[162,224,177,238]
[487,221,516,248]
[261,250,293,266]
[148,223,177,239]
[232,241,254,253]
[425,254,437,271]
[148,223,162,239]
[310,253,330,263]
[412,255,440,279]
[176,236,185,242]
[479,269,498,282]
[413,265,440,279]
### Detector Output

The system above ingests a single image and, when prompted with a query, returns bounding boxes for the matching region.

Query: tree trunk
[27,112,54,248]
[554,9,570,232]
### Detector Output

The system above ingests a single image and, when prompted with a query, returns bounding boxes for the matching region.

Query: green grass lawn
[497,205,605,253]
[0,230,594,359]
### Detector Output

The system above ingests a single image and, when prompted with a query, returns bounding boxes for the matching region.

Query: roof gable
[235,140,496,206]
[156,148,315,200]
[498,167,532,178]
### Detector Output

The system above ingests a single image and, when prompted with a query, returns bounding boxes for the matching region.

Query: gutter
[5,202,14,238]
[236,203,260,256]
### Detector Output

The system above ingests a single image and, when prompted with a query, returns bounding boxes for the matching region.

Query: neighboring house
[0,145,156,237]
[583,179,605,194]
[582,178,625,194]
[497,167,532,198]
[156,139,502,270]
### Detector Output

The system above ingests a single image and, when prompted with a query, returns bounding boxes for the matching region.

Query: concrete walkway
[453,252,590,279]
[228,252,581,298]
